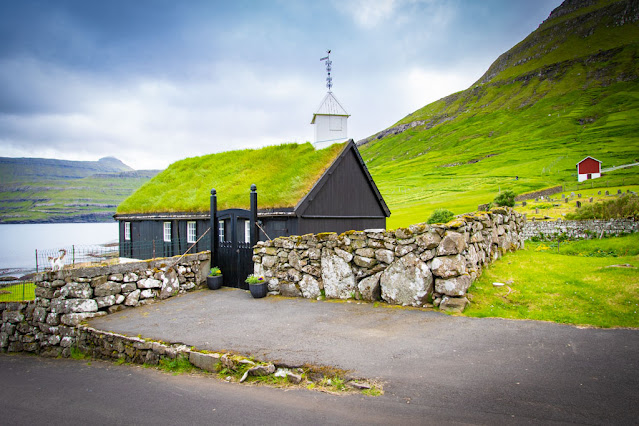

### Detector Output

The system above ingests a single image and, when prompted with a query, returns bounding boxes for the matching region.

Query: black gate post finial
[210,188,218,268]
[250,184,258,246]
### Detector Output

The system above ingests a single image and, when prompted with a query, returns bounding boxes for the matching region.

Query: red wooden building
[576,156,601,182]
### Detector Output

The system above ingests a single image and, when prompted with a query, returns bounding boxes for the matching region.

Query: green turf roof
[116,142,347,214]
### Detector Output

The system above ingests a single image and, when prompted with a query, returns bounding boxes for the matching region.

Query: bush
[493,190,516,207]
[427,208,455,224]
[565,194,639,220]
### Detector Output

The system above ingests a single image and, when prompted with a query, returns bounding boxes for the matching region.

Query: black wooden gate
[211,185,258,290]
[217,209,254,289]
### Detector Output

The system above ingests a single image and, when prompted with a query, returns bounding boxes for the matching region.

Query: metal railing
[0,280,35,302]
[35,238,212,272]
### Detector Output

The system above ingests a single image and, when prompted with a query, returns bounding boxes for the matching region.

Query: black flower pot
[249,282,268,298]
[207,275,223,290]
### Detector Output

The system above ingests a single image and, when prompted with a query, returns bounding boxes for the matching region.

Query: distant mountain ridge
[0,156,134,183]
[358,0,639,228]
[0,156,160,223]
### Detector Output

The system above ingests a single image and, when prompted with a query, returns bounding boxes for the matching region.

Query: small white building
[311,91,350,149]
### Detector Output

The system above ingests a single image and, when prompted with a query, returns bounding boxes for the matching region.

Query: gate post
[250,184,258,246]
[210,188,218,268]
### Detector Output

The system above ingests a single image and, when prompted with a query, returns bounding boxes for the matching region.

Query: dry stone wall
[0,253,209,357]
[253,208,525,312]
[523,218,638,240]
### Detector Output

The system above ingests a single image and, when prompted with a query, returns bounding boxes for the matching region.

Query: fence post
[210,188,218,268]
[250,184,258,246]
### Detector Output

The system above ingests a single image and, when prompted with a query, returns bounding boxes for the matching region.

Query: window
[244,220,251,243]
[218,220,225,242]
[124,222,131,241]
[187,221,197,243]
[163,222,171,242]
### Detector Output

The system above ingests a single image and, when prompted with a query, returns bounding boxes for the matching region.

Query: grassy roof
[117,142,347,214]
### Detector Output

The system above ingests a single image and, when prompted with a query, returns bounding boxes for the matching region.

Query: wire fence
[0,280,35,302]
[35,237,212,273]
[36,243,121,272]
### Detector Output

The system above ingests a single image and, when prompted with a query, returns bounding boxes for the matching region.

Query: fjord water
[0,223,118,275]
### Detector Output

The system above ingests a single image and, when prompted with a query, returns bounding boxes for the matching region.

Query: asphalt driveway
[88,288,639,424]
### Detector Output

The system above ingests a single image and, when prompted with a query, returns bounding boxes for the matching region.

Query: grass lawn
[464,234,639,328]
[0,282,35,302]
[514,183,639,220]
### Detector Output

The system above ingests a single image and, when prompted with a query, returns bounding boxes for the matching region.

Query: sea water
[0,222,119,276]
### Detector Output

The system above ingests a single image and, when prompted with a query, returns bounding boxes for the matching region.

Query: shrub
[493,190,516,207]
[427,208,455,224]
[565,194,639,220]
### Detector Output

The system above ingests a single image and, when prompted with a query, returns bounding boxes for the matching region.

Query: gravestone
[598,191,601,195]
[522,201,527,206]
[571,192,575,197]
[535,208,539,214]
[576,201,582,208]
[606,190,609,195]
[562,194,565,198]
[589,197,593,203]
[564,198,568,203]
[618,189,622,194]
[578,193,581,198]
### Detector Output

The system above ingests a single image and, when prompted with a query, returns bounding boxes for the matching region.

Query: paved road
[1,354,458,425]
[86,288,639,424]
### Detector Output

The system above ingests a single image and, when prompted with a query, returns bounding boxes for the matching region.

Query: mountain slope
[0,157,159,223]
[0,156,133,183]
[359,0,639,228]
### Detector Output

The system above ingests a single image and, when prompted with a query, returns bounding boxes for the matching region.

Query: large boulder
[94,281,121,297]
[437,232,466,256]
[298,274,321,299]
[159,269,179,299]
[435,274,472,296]
[380,253,433,307]
[321,250,356,299]
[430,255,466,278]
[439,296,469,313]
[60,282,93,299]
[358,272,382,301]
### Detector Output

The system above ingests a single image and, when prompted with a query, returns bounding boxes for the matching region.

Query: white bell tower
[311,50,350,149]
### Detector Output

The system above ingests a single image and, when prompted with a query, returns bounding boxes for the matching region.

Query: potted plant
[206,267,223,290]
[245,274,267,298]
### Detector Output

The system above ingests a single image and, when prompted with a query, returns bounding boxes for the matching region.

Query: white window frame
[124,222,131,241]
[163,222,171,242]
[187,221,197,244]
[244,220,251,243]
[218,220,225,242]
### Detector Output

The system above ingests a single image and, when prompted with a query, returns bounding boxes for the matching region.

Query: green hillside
[117,142,346,214]
[359,0,639,228]
[0,156,159,223]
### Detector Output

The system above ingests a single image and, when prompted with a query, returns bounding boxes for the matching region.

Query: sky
[0,0,563,170]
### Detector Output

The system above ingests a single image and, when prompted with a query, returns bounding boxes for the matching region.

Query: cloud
[333,0,398,28]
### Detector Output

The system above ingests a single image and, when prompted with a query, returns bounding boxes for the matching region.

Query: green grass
[158,355,197,375]
[0,172,157,223]
[0,282,35,302]
[117,142,346,214]
[359,1,639,229]
[464,234,639,328]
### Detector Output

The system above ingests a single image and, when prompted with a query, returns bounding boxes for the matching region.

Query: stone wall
[0,252,209,356]
[522,218,639,240]
[253,208,525,312]
[515,185,563,201]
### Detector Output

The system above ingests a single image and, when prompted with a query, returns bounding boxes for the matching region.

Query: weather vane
[320,49,332,91]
